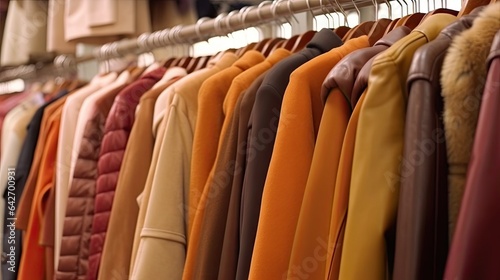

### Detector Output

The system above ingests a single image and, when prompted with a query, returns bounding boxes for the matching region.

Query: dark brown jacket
[393,10,482,280]
[217,71,268,280]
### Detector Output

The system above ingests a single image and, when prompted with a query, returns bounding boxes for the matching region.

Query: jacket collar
[321,27,410,107]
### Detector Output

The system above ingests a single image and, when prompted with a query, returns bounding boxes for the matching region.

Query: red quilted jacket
[87,67,166,280]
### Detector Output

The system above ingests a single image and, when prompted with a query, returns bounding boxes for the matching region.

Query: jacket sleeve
[131,94,192,280]
[56,116,103,280]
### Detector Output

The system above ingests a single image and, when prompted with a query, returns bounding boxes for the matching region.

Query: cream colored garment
[0,92,44,267]
[131,53,237,280]
[64,0,150,44]
[1,0,48,66]
[54,72,117,270]
[66,72,128,204]
[47,0,76,54]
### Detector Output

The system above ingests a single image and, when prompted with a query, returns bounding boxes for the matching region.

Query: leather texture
[444,6,500,280]
[339,14,457,280]
[322,27,410,280]
[393,9,482,280]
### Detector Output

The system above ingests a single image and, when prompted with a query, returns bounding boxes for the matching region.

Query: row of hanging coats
[0,2,498,280]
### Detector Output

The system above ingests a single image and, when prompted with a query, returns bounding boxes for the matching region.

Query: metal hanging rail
[0,0,383,81]
[90,0,382,61]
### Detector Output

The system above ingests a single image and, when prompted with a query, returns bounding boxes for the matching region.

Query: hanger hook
[195,17,211,42]
[305,0,319,30]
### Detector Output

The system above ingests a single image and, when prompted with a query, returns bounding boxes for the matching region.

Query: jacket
[250,36,369,280]
[218,71,269,280]
[97,68,186,280]
[192,49,290,280]
[339,14,456,280]
[444,27,500,280]
[86,68,167,280]
[440,3,500,239]
[63,0,150,44]
[187,51,264,239]
[183,51,264,280]
[290,27,410,280]
[56,72,133,280]
[18,104,65,280]
[127,58,234,276]
[237,29,343,280]
[8,90,68,280]
[1,0,47,66]
[131,54,237,280]
[0,91,31,157]
[393,10,483,280]
[0,93,44,272]
[1,90,65,280]
[55,73,118,270]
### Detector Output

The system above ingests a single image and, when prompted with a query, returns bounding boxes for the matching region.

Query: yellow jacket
[339,14,456,280]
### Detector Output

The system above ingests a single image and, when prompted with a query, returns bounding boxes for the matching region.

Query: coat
[217,70,269,280]
[440,2,500,239]
[183,51,263,280]
[97,68,187,280]
[237,29,343,280]
[393,9,483,280]
[338,14,457,280]
[131,54,237,280]
[54,73,118,271]
[443,4,500,280]
[63,0,150,44]
[86,68,167,280]
[290,27,410,280]
[1,0,47,66]
[1,91,64,280]
[56,72,133,280]
[249,36,369,280]
[193,49,291,280]
[18,104,65,280]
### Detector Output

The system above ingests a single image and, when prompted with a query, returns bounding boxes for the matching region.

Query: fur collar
[442,3,500,166]
[441,2,500,236]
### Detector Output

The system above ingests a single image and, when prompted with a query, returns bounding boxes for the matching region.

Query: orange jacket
[248,36,369,280]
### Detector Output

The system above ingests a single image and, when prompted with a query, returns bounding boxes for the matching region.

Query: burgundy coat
[87,68,166,280]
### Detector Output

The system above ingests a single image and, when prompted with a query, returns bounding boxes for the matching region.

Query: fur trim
[441,2,500,238]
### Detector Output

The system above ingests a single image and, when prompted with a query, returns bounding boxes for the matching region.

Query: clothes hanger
[362,0,392,45]
[279,35,299,51]
[397,13,425,30]
[368,18,392,46]
[262,38,285,56]
[291,30,316,52]
[384,18,401,34]
[342,0,375,41]
[343,21,375,41]
[335,26,351,38]
[420,8,459,23]
[324,0,351,37]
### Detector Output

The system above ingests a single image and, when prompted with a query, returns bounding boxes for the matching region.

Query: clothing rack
[0,0,385,82]
[85,0,385,61]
